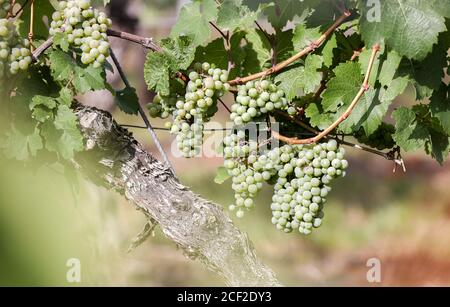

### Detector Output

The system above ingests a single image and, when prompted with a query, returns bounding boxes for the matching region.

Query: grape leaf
[144,53,171,96]
[217,0,269,32]
[393,105,450,164]
[170,0,217,46]
[30,96,57,110]
[274,29,294,62]
[194,32,246,78]
[73,66,107,94]
[2,126,43,161]
[264,0,313,29]
[42,105,84,160]
[49,50,76,81]
[53,33,70,53]
[430,84,450,135]
[292,24,321,51]
[392,107,428,151]
[275,54,323,100]
[321,33,337,67]
[245,29,272,68]
[115,87,140,115]
[397,33,448,100]
[214,166,231,184]
[321,62,361,112]
[160,36,196,71]
[358,0,446,60]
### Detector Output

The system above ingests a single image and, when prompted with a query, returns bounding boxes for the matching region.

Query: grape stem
[228,10,351,85]
[271,43,381,145]
[109,48,177,178]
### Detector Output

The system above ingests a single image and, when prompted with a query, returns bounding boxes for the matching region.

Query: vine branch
[228,10,351,85]
[272,43,381,145]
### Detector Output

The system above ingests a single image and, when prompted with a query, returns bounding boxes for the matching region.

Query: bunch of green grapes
[50,0,112,68]
[230,80,290,126]
[266,140,347,235]
[356,123,396,150]
[148,92,180,120]
[170,62,230,157]
[0,0,11,18]
[223,136,348,235]
[0,18,31,78]
[223,130,269,218]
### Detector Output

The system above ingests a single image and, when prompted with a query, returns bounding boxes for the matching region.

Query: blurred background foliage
[1,0,450,286]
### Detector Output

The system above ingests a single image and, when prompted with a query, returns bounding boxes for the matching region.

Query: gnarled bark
[73,105,280,286]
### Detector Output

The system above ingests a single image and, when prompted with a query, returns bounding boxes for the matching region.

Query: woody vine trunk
[73,105,281,287]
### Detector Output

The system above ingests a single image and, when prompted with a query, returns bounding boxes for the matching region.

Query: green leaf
[274,29,294,62]
[30,95,57,110]
[3,126,43,161]
[378,51,402,87]
[321,33,337,67]
[358,47,382,87]
[292,24,321,51]
[392,107,428,151]
[397,33,448,100]
[53,33,70,52]
[42,105,84,160]
[430,84,450,135]
[393,105,450,164]
[144,52,170,96]
[245,29,272,68]
[321,62,362,112]
[194,31,246,78]
[73,66,107,94]
[264,0,312,29]
[170,0,217,46]
[217,0,267,32]
[160,36,196,71]
[115,87,140,115]
[275,54,323,100]
[57,88,73,106]
[214,166,231,184]
[358,0,446,60]
[49,50,76,81]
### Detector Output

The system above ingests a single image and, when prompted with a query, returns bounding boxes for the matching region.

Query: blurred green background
[1,0,450,286]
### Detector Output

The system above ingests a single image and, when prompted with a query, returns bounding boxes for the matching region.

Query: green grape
[230,80,289,125]
[49,0,112,67]
[222,136,348,235]
[169,62,230,157]
[0,17,31,78]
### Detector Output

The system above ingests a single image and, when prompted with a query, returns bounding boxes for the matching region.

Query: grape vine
[1,0,450,240]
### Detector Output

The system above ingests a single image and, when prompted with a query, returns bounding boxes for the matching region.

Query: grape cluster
[169,62,230,157]
[230,80,290,126]
[0,0,11,19]
[266,140,347,235]
[223,135,348,235]
[148,92,179,119]
[356,123,396,150]
[223,130,267,218]
[0,18,32,78]
[50,0,112,68]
